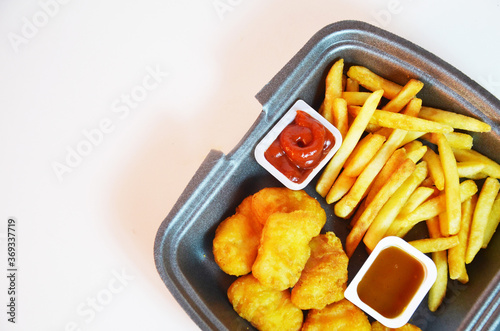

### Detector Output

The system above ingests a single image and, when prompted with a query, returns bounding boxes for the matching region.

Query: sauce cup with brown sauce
[345,236,437,328]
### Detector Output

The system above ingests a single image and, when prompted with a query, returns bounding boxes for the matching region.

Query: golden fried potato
[252,209,326,291]
[317,90,384,197]
[371,320,422,331]
[322,58,345,123]
[227,274,303,331]
[213,196,263,276]
[251,187,324,225]
[302,299,371,331]
[291,232,348,310]
[466,177,500,263]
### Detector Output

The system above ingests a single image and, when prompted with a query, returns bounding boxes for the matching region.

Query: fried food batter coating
[302,299,371,331]
[236,193,254,217]
[251,187,324,225]
[227,274,303,331]
[252,209,326,291]
[371,321,422,331]
[291,232,348,309]
[213,196,263,276]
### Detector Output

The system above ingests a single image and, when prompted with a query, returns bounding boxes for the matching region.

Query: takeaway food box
[154,21,500,331]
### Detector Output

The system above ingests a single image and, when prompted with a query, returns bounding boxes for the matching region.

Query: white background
[1,1,500,330]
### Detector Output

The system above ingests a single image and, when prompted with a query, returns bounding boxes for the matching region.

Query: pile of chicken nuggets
[213,187,420,330]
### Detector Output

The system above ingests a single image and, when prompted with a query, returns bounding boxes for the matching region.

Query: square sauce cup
[254,99,342,190]
[344,236,437,328]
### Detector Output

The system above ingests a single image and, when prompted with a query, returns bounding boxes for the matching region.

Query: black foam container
[154,21,500,331]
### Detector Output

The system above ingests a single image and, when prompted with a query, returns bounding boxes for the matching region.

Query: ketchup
[264,111,335,183]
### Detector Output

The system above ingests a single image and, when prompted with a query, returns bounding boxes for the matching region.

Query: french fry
[409,236,459,253]
[331,97,349,138]
[406,145,427,163]
[374,127,393,139]
[422,148,445,191]
[402,140,423,153]
[343,133,386,177]
[342,91,371,106]
[466,177,500,264]
[426,217,448,312]
[332,128,407,215]
[457,161,487,179]
[398,186,436,217]
[365,148,408,205]
[420,176,436,188]
[483,192,500,248]
[419,106,491,132]
[347,106,453,133]
[402,97,423,118]
[345,77,359,92]
[345,158,416,257]
[374,98,423,139]
[364,122,383,133]
[448,195,476,283]
[387,203,440,238]
[349,200,367,229]
[427,214,445,240]
[316,90,384,197]
[398,131,427,147]
[318,102,325,116]
[332,99,421,210]
[321,59,344,122]
[363,161,428,251]
[374,116,425,145]
[421,132,473,150]
[346,66,403,99]
[453,148,500,178]
[381,79,424,113]
[436,133,461,236]
[326,171,357,204]
[386,180,478,238]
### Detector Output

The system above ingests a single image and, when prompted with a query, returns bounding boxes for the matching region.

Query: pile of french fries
[315,59,500,312]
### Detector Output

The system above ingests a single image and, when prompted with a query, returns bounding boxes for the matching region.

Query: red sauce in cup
[264,111,335,183]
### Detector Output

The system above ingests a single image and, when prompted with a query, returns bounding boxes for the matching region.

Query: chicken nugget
[302,299,371,331]
[252,209,326,291]
[213,196,263,276]
[291,232,348,309]
[236,194,255,218]
[251,187,324,225]
[227,274,303,331]
[371,320,422,331]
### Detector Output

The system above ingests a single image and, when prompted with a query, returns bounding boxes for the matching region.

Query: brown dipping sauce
[264,111,335,184]
[357,246,425,319]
